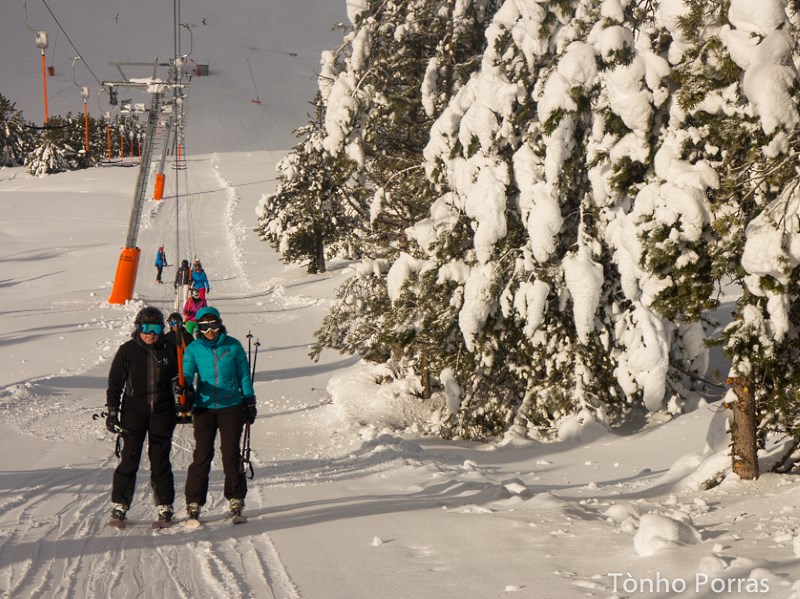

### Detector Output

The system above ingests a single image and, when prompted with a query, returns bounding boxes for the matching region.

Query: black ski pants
[112,408,177,508]
[185,405,247,506]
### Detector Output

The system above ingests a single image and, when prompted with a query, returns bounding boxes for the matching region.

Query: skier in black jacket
[173,259,191,311]
[166,312,194,349]
[105,306,180,526]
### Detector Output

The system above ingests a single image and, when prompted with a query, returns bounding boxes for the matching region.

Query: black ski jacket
[174,264,191,288]
[106,335,180,414]
[166,328,194,351]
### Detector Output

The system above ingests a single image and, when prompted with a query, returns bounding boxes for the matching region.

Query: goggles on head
[197,320,221,333]
[139,323,164,335]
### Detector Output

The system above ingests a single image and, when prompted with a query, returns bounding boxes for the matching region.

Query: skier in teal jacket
[180,306,256,522]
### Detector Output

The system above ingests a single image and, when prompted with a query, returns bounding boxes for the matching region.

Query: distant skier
[104,307,179,526]
[155,245,168,284]
[191,259,211,299]
[166,312,194,349]
[178,306,256,523]
[182,288,207,336]
[174,259,191,311]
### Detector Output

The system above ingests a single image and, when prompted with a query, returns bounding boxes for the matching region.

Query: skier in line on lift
[178,306,256,523]
[191,259,211,299]
[104,307,179,526]
[174,259,192,310]
[155,245,168,284]
[182,288,207,336]
[166,312,194,349]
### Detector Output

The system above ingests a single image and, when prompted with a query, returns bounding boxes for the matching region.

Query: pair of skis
[108,514,246,530]
[106,518,168,531]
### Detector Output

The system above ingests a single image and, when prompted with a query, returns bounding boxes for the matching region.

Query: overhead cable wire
[39,0,103,86]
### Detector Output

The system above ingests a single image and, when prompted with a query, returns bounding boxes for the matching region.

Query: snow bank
[327,361,444,433]
[633,513,701,556]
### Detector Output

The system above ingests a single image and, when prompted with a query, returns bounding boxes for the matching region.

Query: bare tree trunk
[419,353,431,399]
[727,376,759,480]
[307,232,326,274]
[314,233,326,274]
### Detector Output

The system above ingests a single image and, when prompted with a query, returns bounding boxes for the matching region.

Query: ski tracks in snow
[0,455,116,598]
[0,156,299,599]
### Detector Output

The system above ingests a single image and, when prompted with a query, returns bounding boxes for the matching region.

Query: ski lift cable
[49,30,58,67]
[22,0,41,32]
[37,0,103,87]
[70,56,82,89]
[179,93,196,263]
[171,82,197,267]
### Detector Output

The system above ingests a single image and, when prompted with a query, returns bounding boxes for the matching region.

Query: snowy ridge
[211,153,251,290]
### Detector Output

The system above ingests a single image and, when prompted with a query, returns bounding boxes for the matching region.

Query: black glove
[173,378,194,412]
[177,390,194,413]
[105,409,121,434]
[243,396,257,425]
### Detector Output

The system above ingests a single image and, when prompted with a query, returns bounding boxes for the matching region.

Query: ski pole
[251,339,260,381]
[246,330,253,368]
[92,410,125,457]
[240,337,259,479]
[114,432,124,458]
[241,422,254,479]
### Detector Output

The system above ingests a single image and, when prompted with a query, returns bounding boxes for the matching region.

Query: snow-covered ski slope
[3,1,800,598]
[0,151,346,598]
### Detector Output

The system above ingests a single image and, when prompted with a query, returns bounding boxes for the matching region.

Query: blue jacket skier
[190,260,210,298]
[154,246,168,284]
[180,306,256,521]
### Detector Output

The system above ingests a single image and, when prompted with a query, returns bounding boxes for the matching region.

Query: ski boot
[187,502,201,519]
[229,498,247,524]
[108,503,128,529]
[185,502,202,529]
[153,504,173,529]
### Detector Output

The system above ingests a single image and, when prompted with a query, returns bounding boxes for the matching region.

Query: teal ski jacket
[183,331,254,410]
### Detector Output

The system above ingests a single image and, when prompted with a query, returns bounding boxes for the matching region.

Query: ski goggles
[168,319,181,327]
[197,320,221,333]
[139,323,164,335]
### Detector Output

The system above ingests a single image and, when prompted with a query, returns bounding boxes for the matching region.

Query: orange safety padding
[108,247,141,304]
[153,173,166,200]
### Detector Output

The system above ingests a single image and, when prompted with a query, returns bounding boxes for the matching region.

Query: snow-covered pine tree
[24,111,113,175]
[389,0,694,440]
[26,140,69,176]
[45,114,97,169]
[25,117,73,176]
[311,0,503,382]
[0,94,28,167]
[255,94,353,273]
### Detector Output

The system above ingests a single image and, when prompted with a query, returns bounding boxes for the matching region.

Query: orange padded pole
[153,173,166,200]
[108,247,141,304]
